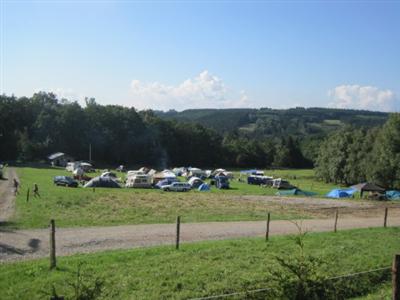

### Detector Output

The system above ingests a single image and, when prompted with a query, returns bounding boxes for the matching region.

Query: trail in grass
[1,216,400,262]
[0,167,17,223]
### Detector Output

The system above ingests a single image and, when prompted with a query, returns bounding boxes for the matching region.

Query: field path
[1,215,400,262]
[0,167,17,224]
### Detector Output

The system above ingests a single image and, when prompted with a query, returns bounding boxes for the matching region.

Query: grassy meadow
[1,227,398,299]
[7,167,342,229]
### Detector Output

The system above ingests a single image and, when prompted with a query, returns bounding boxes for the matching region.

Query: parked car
[53,176,79,187]
[247,175,273,186]
[215,175,230,189]
[161,182,191,192]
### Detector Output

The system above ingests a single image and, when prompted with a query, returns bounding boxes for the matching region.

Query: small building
[48,152,74,167]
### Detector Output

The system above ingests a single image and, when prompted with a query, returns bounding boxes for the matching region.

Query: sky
[1,0,399,112]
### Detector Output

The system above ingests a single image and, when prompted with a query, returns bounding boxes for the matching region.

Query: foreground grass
[352,283,391,299]
[11,167,340,229]
[1,227,399,299]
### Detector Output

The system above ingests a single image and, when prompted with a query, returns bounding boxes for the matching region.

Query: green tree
[368,113,400,188]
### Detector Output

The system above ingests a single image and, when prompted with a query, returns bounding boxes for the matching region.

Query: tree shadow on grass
[0,238,41,256]
[0,242,26,255]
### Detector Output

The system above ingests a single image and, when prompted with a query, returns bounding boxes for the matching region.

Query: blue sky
[1,1,399,111]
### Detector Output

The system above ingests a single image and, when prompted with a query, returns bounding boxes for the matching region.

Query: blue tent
[326,188,356,198]
[198,183,210,191]
[386,190,400,200]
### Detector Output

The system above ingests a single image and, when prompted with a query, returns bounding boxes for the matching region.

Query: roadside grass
[352,283,391,299]
[1,227,398,299]
[10,167,339,229]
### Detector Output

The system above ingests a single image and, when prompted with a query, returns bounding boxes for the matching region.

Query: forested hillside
[157,107,388,137]
[0,93,394,175]
[0,93,306,168]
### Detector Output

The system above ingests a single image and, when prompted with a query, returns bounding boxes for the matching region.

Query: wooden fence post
[176,216,181,250]
[384,207,388,228]
[265,212,271,241]
[50,219,56,269]
[26,188,30,202]
[334,209,339,233]
[392,254,400,300]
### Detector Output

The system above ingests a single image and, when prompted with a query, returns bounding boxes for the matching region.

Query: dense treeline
[0,93,310,168]
[315,114,400,188]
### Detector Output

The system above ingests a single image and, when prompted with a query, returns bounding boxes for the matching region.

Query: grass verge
[1,227,399,299]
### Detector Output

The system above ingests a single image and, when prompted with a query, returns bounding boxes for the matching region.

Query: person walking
[33,183,41,198]
[13,178,19,195]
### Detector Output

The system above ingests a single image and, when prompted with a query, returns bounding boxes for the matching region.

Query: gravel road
[2,216,400,263]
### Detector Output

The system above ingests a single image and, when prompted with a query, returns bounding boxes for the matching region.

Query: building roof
[48,152,65,160]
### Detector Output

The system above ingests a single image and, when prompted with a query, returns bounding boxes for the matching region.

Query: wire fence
[188,266,393,300]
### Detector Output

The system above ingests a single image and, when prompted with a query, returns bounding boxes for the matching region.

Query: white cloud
[328,85,398,112]
[129,70,251,110]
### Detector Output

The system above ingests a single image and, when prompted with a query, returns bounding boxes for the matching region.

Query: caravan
[126,174,152,188]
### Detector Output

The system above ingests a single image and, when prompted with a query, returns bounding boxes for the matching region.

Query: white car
[161,182,191,192]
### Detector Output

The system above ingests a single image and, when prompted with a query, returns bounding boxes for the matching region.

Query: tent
[172,167,185,176]
[276,189,317,197]
[188,176,203,188]
[153,170,177,184]
[272,178,296,190]
[351,182,386,198]
[188,168,206,178]
[386,190,400,200]
[326,188,356,198]
[198,183,210,191]
[84,176,120,188]
[139,167,150,174]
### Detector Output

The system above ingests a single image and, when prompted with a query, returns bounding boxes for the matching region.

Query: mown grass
[9,167,339,229]
[1,227,399,299]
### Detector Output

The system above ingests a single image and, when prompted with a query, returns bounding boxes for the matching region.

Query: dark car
[54,176,79,187]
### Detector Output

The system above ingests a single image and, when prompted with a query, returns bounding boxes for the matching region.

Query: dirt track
[0,167,17,224]
[2,215,400,263]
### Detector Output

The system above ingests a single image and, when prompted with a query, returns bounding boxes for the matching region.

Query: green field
[1,227,398,300]
[7,167,342,229]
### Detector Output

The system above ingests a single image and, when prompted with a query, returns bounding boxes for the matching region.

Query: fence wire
[188,265,392,300]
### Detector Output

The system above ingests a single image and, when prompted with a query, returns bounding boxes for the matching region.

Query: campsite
[2,1,400,299]
[6,165,400,229]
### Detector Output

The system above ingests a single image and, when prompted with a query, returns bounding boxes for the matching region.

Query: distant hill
[156,107,389,138]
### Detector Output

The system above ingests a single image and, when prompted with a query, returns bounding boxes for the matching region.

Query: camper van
[126,174,152,188]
